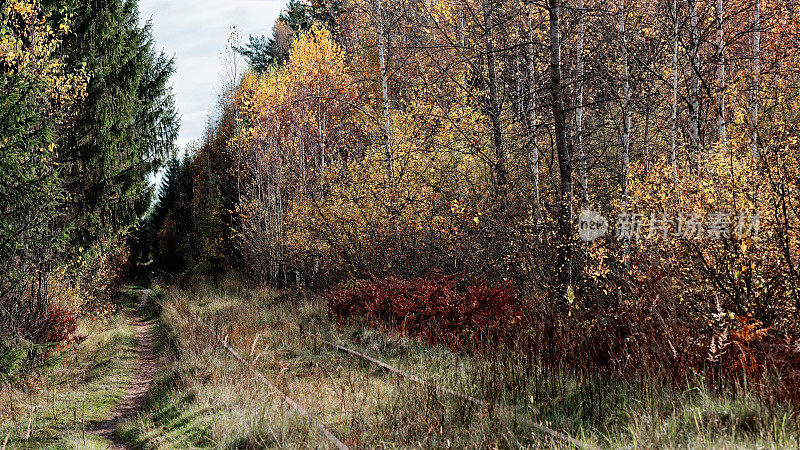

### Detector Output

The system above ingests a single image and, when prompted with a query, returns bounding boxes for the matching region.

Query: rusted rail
[300,329,598,450]
[169,289,595,449]
[177,295,349,450]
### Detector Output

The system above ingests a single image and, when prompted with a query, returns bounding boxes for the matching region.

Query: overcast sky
[138,0,284,152]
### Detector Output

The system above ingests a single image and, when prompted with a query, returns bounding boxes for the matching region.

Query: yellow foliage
[1,0,88,114]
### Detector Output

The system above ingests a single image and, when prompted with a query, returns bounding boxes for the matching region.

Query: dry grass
[0,288,140,449]
[122,277,800,449]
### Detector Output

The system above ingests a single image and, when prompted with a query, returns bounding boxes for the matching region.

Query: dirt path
[90,289,156,449]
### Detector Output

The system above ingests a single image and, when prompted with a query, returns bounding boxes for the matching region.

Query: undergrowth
[128,277,800,448]
[0,288,141,448]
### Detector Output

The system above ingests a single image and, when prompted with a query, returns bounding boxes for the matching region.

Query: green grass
[115,295,218,449]
[123,277,800,448]
[116,285,332,449]
[0,289,141,449]
[335,326,799,447]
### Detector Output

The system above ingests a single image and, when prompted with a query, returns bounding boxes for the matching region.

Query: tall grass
[125,277,799,448]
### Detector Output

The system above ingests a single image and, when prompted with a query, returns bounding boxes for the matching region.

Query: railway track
[175,291,597,449]
[299,329,598,450]
[184,301,349,450]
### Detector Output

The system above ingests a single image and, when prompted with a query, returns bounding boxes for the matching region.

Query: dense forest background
[146,0,800,393]
[3,0,800,404]
[1,0,177,376]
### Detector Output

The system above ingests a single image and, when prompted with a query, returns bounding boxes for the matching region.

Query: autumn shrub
[0,273,81,378]
[69,235,132,315]
[328,266,800,408]
[328,274,521,348]
[706,316,800,405]
[536,142,800,398]
[533,250,800,405]
[40,305,78,345]
[0,233,129,379]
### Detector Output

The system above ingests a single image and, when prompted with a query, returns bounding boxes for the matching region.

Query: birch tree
[482,0,509,201]
[620,0,631,198]
[670,0,680,187]
[547,0,574,292]
[715,0,727,151]
[750,0,760,161]
[689,0,701,167]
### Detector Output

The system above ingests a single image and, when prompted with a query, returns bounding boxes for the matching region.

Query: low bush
[40,305,78,344]
[0,281,78,378]
[329,273,800,407]
[327,274,521,348]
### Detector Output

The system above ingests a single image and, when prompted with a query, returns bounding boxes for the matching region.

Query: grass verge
[0,288,142,449]
[123,277,800,448]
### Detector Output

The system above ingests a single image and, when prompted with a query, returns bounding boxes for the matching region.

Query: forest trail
[89,289,155,449]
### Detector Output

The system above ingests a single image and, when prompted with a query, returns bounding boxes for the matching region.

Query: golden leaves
[1,0,88,112]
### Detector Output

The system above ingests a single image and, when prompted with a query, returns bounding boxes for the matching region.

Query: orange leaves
[762,0,800,68]
[238,25,359,162]
[614,86,800,334]
[232,25,369,277]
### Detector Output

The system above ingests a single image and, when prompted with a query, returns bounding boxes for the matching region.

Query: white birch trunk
[377,0,392,180]
[671,0,680,187]
[689,0,701,167]
[751,0,761,161]
[528,7,542,218]
[716,0,727,151]
[621,3,631,198]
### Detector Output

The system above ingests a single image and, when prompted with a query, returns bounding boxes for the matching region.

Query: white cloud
[138,0,284,154]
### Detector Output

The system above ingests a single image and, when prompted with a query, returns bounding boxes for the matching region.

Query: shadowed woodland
[147,0,800,396]
[3,0,800,446]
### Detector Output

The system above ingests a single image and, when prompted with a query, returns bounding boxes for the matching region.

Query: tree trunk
[620,2,631,199]
[751,0,760,161]
[689,0,701,168]
[528,7,542,218]
[716,0,727,151]
[548,0,573,292]
[377,0,392,181]
[482,0,508,199]
[377,0,400,255]
[576,0,589,204]
[671,0,680,188]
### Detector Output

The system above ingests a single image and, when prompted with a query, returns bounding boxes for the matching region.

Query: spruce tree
[43,0,179,251]
[236,0,342,71]
[149,156,194,272]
